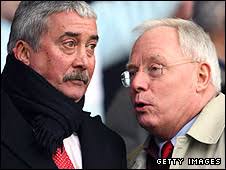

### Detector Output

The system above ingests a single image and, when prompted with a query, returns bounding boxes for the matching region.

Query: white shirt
[63,133,82,169]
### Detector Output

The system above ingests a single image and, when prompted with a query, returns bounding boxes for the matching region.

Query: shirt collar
[154,115,197,157]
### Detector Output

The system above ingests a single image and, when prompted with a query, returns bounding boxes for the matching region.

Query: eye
[128,69,137,79]
[63,40,77,48]
[86,43,96,50]
[148,64,163,77]
[86,43,97,56]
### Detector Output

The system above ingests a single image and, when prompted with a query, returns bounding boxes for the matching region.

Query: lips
[134,101,150,112]
[70,79,85,86]
[135,102,145,108]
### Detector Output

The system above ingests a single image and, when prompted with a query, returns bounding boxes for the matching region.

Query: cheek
[88,58,95,77]
[155,73,195,109]
[177,69,197,93]
[42,54,68,83]
[29,51,49,76]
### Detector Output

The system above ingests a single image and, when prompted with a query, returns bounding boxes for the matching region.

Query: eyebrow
[146,55,166,65]
[59,32,99,42]
[126,55,167,70]
[126,63,138,70]
[59,32,79,39]
[88,35,99,42]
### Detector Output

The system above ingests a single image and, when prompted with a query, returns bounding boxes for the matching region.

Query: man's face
[129,26,198,139]
[28,11,98,102]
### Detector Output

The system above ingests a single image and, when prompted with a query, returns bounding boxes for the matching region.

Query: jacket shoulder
[127,144,144,168]
[88,115,125,144]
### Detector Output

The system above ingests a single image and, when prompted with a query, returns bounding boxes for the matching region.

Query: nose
[72,45,88,70]
[130,71,149,93]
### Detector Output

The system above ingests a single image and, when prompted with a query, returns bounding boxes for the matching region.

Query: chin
[62,86,87,101]
[69,91,85,101]
[137,114,156,131]
[137,114,148,126]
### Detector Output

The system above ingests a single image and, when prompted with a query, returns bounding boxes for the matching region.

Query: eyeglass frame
[121,60,198,87]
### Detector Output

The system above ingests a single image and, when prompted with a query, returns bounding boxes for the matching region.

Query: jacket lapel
[78,116,102,168]
[78,115,116,169]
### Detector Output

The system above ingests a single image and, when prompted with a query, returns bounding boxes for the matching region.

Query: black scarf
[1,54,92,155]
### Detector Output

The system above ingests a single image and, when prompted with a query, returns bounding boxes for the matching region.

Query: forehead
[129,26,184,66]
[45,11,97,36]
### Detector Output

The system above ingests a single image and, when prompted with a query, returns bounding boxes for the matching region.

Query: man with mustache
[63,70,89,85]
[123,18,225,169]
[1,1,126,169]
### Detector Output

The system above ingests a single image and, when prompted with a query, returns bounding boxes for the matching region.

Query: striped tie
[161,141,174,159]
[52,145,75,169]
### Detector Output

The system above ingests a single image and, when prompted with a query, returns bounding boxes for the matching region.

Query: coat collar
[128,93,225,168]
[127,136,151,169]
[187,93,225,144]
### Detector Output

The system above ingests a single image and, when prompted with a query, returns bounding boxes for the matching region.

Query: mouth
[63,73,89,85]
[134,102,150,112]
[70,79,86,86]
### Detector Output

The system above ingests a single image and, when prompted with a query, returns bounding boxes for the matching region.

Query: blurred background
[1,1,225,154]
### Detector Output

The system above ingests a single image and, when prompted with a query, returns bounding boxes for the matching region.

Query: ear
[12,40,32,66]
[196,63,211,92]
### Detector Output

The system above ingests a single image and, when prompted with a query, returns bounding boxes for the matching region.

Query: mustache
[63,70,89,85]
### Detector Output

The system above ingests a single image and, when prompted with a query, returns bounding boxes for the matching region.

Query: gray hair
[7,1,97,55]
[132,18,221,92]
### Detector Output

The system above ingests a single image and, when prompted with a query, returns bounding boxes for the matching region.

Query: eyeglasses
[121,60,197,87]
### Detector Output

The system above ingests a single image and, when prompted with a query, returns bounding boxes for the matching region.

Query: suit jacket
[128,93,225,169]
[1,89,127,169]
[106,87,148,154]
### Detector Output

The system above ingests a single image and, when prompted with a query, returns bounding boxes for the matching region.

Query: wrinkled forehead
[45,11,97,33]
[128,26,183,68]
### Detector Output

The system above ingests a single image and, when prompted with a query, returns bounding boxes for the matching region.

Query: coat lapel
[78,115,102,168]
[78,115,115,169]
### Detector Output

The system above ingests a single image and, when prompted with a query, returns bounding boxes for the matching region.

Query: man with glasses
[123,18,225,169]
